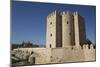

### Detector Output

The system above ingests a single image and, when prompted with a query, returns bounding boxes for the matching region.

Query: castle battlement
[61,11,73,15]
[82,44,95,49]
[47,11,83,20]
[73,11,78,15]
[12,44,95,64]
[47,10,61,18]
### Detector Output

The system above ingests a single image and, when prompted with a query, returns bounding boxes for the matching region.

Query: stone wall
[50,44,95,64]
[83,44,96,61]
[12,48,51,64]
[12,44,95,65]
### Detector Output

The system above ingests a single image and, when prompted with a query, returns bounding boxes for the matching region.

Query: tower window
[50,34,52,37]
[67,21,68,24]
[50,22,52,24]
[50,44,51,48]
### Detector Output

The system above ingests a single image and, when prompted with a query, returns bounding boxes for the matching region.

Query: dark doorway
[33,57,35,64]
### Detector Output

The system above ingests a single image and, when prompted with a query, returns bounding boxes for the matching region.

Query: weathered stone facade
[46,11,86,48]
[62,11,75,47]
[12,44,95,64]
[46,11,62,48]
[12,11,96,65]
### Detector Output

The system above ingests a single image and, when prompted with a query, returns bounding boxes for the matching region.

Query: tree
[86,39,92,45]
[85,38,92,49]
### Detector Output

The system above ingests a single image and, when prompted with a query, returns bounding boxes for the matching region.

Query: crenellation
[90,44,94,49]
[83,44,88,49]
[62,11,66,15]
[86,44,89,49]
[47,11,56,18]
[75,11,78,15]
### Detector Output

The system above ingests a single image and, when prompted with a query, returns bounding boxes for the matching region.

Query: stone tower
[62,11,75,48]
[46,11,62,48]
[46,11,86,48]
[73,12,86,47]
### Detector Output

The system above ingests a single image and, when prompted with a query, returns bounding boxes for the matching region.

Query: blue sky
[11,1,96,45]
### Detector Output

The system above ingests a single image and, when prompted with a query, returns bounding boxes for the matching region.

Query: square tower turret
[73,12,86,47]
[62,11,75,48]
[46,11,62,48]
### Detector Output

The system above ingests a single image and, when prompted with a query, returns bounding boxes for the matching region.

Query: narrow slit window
[50,44,51,48]
[67,21,68,24]
[50,22,52,24]
[50,34,52,37]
